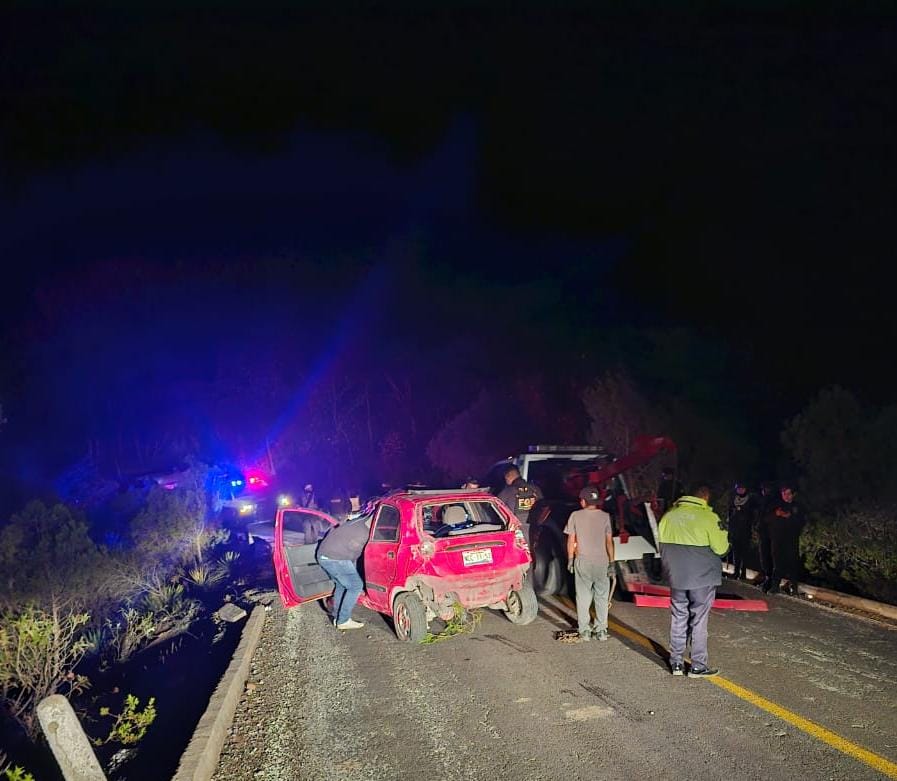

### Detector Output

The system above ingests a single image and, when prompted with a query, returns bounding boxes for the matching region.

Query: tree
[781,386,886,509]
[0,501,114,613]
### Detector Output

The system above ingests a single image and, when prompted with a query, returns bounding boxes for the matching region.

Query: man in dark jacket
[659,485,730,677]
[497,466,543,544]
[317,513,373,629]
[760,484,804,595]
[727,482,758,580]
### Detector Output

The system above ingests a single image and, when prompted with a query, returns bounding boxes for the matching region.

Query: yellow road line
[552,596,897,779]
[710,676,897,779]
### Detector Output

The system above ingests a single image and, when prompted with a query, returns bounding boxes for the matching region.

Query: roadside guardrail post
[37,694,107,781]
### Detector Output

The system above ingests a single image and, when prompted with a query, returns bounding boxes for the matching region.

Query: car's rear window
[421,501,507,537]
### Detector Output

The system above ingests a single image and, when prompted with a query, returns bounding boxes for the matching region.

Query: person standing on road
[497,466,543,545]
[656,467,684,516]
[659,484,730,677]
[756,481,775,586]
[727,481,757,580]
[300,483,319,510]
[317,513,373,630]
[760,484,804,595]
[564,486,615,642]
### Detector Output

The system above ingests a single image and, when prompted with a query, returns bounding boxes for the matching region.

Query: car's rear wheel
[393,592,428,643]
[504,582,538,625]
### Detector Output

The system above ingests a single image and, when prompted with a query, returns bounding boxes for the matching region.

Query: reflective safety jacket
[659,495,730,589]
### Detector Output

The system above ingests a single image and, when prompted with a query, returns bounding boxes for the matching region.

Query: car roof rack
[402,488,492,496]
[527,444,606,453]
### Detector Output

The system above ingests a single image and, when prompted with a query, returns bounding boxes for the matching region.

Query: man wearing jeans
[564,486,615,642]
[659,485,730,677]
[317,513,373,630]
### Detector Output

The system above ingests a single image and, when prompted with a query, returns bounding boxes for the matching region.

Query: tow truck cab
[495,440,675,595]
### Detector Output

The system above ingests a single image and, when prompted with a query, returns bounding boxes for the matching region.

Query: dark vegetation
[0,466,265,779]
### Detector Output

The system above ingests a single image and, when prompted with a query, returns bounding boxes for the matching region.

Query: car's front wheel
[393,592,428,643]
[503,582,538,625]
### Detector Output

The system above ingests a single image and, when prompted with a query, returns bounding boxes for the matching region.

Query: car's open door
[273,507,338,608]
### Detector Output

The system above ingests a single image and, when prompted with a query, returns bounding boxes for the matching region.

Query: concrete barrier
[172,605,266,781]
[723,563,897,623]
[37,694,107,781]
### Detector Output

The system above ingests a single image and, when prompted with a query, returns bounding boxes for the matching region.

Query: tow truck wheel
[504,582,538,625]
[393,592,428,643]
[532,548,563,596]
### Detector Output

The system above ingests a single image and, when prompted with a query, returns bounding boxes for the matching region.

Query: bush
[0,501,117,613]
[128,467,217,567]
[800,503,897,605]
[105,607,156,664]
[0,601,91,736]
[93,693,157,747]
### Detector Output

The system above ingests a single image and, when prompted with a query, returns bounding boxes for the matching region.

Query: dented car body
[273,489,538,642]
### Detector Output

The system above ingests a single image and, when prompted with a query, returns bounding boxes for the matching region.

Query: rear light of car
[514,528,527,549]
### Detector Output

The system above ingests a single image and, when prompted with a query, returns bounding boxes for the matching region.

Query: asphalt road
[214,581,897,781]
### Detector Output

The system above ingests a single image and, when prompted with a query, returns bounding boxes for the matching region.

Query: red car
[273,488,538,642]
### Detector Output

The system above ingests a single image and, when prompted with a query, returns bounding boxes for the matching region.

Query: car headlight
[238,503,256,515]
[277,494,292,507]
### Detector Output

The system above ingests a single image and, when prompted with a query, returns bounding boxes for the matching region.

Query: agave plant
[183,561,227,588]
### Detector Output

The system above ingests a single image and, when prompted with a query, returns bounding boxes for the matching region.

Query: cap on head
[579,486,601,506]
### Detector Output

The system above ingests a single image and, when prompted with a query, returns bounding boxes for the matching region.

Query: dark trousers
[759,525,773,580]
[729,533,750,579]
[669,585,716,669]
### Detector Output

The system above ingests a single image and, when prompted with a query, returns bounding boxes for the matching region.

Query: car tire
[532,547,564,596]
[393,592,428,643]
[504,582,538,625]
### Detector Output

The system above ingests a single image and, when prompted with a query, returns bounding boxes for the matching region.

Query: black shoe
[688,666,719,678]
[671,662,684,676]
[760,580,771,593]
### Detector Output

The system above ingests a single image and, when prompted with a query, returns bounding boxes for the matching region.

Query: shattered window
[421,502,507,537]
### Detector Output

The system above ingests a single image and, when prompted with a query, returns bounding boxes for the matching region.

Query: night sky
[2,2,896,500]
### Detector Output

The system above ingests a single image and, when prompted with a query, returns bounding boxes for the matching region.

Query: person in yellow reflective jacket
[659,485,730,678]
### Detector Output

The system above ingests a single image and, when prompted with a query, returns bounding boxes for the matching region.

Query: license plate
[462,549,493,566]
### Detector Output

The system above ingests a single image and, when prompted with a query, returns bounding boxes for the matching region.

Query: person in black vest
[497,466,543,545]
[727,481,758,580]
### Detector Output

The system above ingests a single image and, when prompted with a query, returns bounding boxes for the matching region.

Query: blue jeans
[318,556,364,625]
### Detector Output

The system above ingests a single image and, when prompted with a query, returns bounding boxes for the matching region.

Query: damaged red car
[273,488,538,642]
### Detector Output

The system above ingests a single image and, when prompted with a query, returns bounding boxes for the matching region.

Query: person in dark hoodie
[659,484,730,677]
[760,483,804,595]
[727,481,758,580]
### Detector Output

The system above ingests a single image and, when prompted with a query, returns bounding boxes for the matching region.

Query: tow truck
[495,439,767,612]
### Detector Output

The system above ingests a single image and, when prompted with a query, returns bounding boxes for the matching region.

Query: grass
[420,603,482,644]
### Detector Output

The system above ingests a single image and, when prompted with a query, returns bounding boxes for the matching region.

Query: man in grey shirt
[564,486,616,641]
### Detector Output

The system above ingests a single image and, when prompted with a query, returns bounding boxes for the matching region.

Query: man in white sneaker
[317,511,373,630]
[565,486,615,642]
[659,484,730,677]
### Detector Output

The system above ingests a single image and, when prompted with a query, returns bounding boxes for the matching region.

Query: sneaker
[688,666,719,678]
[579,631,592,642]
[671,663,685,676]
[595,629,609,642]
[336,619,365,630]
